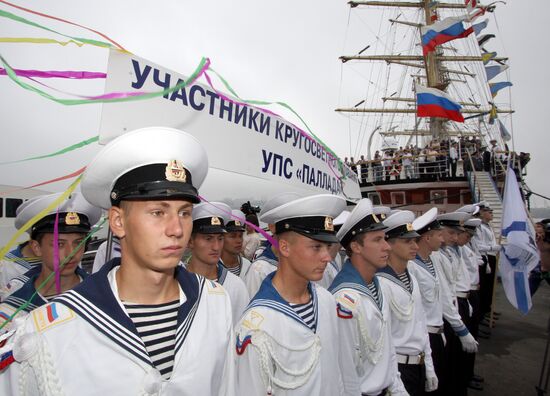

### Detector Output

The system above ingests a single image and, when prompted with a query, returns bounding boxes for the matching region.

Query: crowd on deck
[344,137,531,183]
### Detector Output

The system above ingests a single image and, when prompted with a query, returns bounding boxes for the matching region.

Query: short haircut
[246,214,259,227]
[345,233,366,257]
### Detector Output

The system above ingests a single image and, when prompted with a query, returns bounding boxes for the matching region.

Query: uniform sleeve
[388,341,409,396]
[91,242,107,274]
[243,235,260,261]
[333,291,362,395]
[220,295,237,396]
[231,280,250,325]
[432,254,469,336]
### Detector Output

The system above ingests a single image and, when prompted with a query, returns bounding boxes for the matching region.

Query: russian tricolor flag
[421,16,473,55]
[416,85,464,123]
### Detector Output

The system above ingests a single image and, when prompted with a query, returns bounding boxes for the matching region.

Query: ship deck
[474,280,550,395]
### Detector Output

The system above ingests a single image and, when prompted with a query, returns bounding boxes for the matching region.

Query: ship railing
[351,152,461,184]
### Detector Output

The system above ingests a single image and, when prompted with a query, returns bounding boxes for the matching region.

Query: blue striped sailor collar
[216,261,228,285]
[377,265,414,294]
[247,271,318,332]
[53,258,204,368]
[4,248,41,269]
[413,255,437,278]
[4,266,88,312]
[329,259,383,312]
[255,241,279,267]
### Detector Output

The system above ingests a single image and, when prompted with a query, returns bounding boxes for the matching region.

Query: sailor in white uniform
[436,212,477,396]
[408,208,446,395]
[186,202,250,325]
[0,198,44,300]
[471,202,499,319]
[235,194,346,395]
[244,192,302,297]
[0,192,101,325]
[330,199,408,396]
[377,211,437,395]
[0,127,236,395]
[220,209,252,281]
[457,217,484,390]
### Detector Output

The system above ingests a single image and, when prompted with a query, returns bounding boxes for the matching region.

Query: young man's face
[457,231,471,246]
[222,231,243,256]
[189,233,224,266]
[420,229,444,252]
[480,209,493,222]
[110,200,193,272]
[279,232,332,282]
[388,238,418,261]
[31,233,86,276]
[351,230,391,269]
[441,227,458,246]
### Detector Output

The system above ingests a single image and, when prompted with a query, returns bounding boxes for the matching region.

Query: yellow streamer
[0,37,84,46]
[0,175,83,261]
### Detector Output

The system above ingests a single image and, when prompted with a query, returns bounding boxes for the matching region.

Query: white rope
[251,330,321,391]
[388,286,414,322]
[356,306,385,365]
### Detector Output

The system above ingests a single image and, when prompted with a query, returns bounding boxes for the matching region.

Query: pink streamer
[0,68,106,79]
[197,195,279,250]
[53,209,61,294]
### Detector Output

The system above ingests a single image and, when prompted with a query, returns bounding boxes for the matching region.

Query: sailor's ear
[277,236,291,258]
[28,239,42,258]
[109,206,126,239]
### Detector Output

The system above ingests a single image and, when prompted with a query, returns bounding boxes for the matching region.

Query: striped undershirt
[225,265,241,277]
[124,300,179,380]
[289,299,316,331]
[397,271,412,293]
[424,256,436,277]
[366,281,381,307]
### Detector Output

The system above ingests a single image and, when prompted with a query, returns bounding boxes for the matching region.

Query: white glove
[468,301,473,317]
[425,375,439,392]
[459,332,479,353]
[486,264,492,274]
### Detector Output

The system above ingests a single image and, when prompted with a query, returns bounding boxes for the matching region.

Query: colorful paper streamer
[53,209,61,294]
[0,136,98,165]
[0,166,86,196]
[0,37,85,46]
[0,0,127,51]
[0,54,210,105]
[0,68,106,79]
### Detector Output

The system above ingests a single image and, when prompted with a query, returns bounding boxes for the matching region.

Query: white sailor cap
[261,194,346,243]
[192,202,231,234]
[463,218,482,234]
[226,209,247,232]
[337,198,387,247]
[373,206,392,221]
[456,204,480,216]
[412,207,441,236]
[81,127,208,209]
[383,210,420,239]
[389,209,403,216]
[477,201,493,211]
[259,192,302,220]
[15,192,102,237]
[437,212,471,231]
[333,210,350,233]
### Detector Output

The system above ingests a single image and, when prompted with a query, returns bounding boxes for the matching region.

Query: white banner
[99,50,361,207]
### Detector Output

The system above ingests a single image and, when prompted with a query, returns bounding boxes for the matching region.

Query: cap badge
[459,220,465,226]
[235,220,242,226]
[324,216,334,232]
[406,223,414,232]
[165,160,186,183]
[379,213,386,220]
[65,212,80,225]
[211,216,221,226]
[373,214,380,223]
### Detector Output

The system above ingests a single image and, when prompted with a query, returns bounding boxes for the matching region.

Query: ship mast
[337,0,513,148]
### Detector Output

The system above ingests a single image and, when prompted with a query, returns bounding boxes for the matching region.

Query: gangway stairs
[468,171,503,238]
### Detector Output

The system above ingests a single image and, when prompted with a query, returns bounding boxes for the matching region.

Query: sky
[0,0,548,207]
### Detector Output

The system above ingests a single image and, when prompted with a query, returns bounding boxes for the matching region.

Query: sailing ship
[336,0,524,235]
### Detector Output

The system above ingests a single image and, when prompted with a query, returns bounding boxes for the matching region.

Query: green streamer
[0,136,99,165]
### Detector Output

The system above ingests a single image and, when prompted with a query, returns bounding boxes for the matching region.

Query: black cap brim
[294,230,339,243]
[193,225,227,234]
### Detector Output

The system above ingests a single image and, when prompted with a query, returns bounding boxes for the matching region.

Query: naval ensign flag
[500,167,540,314]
